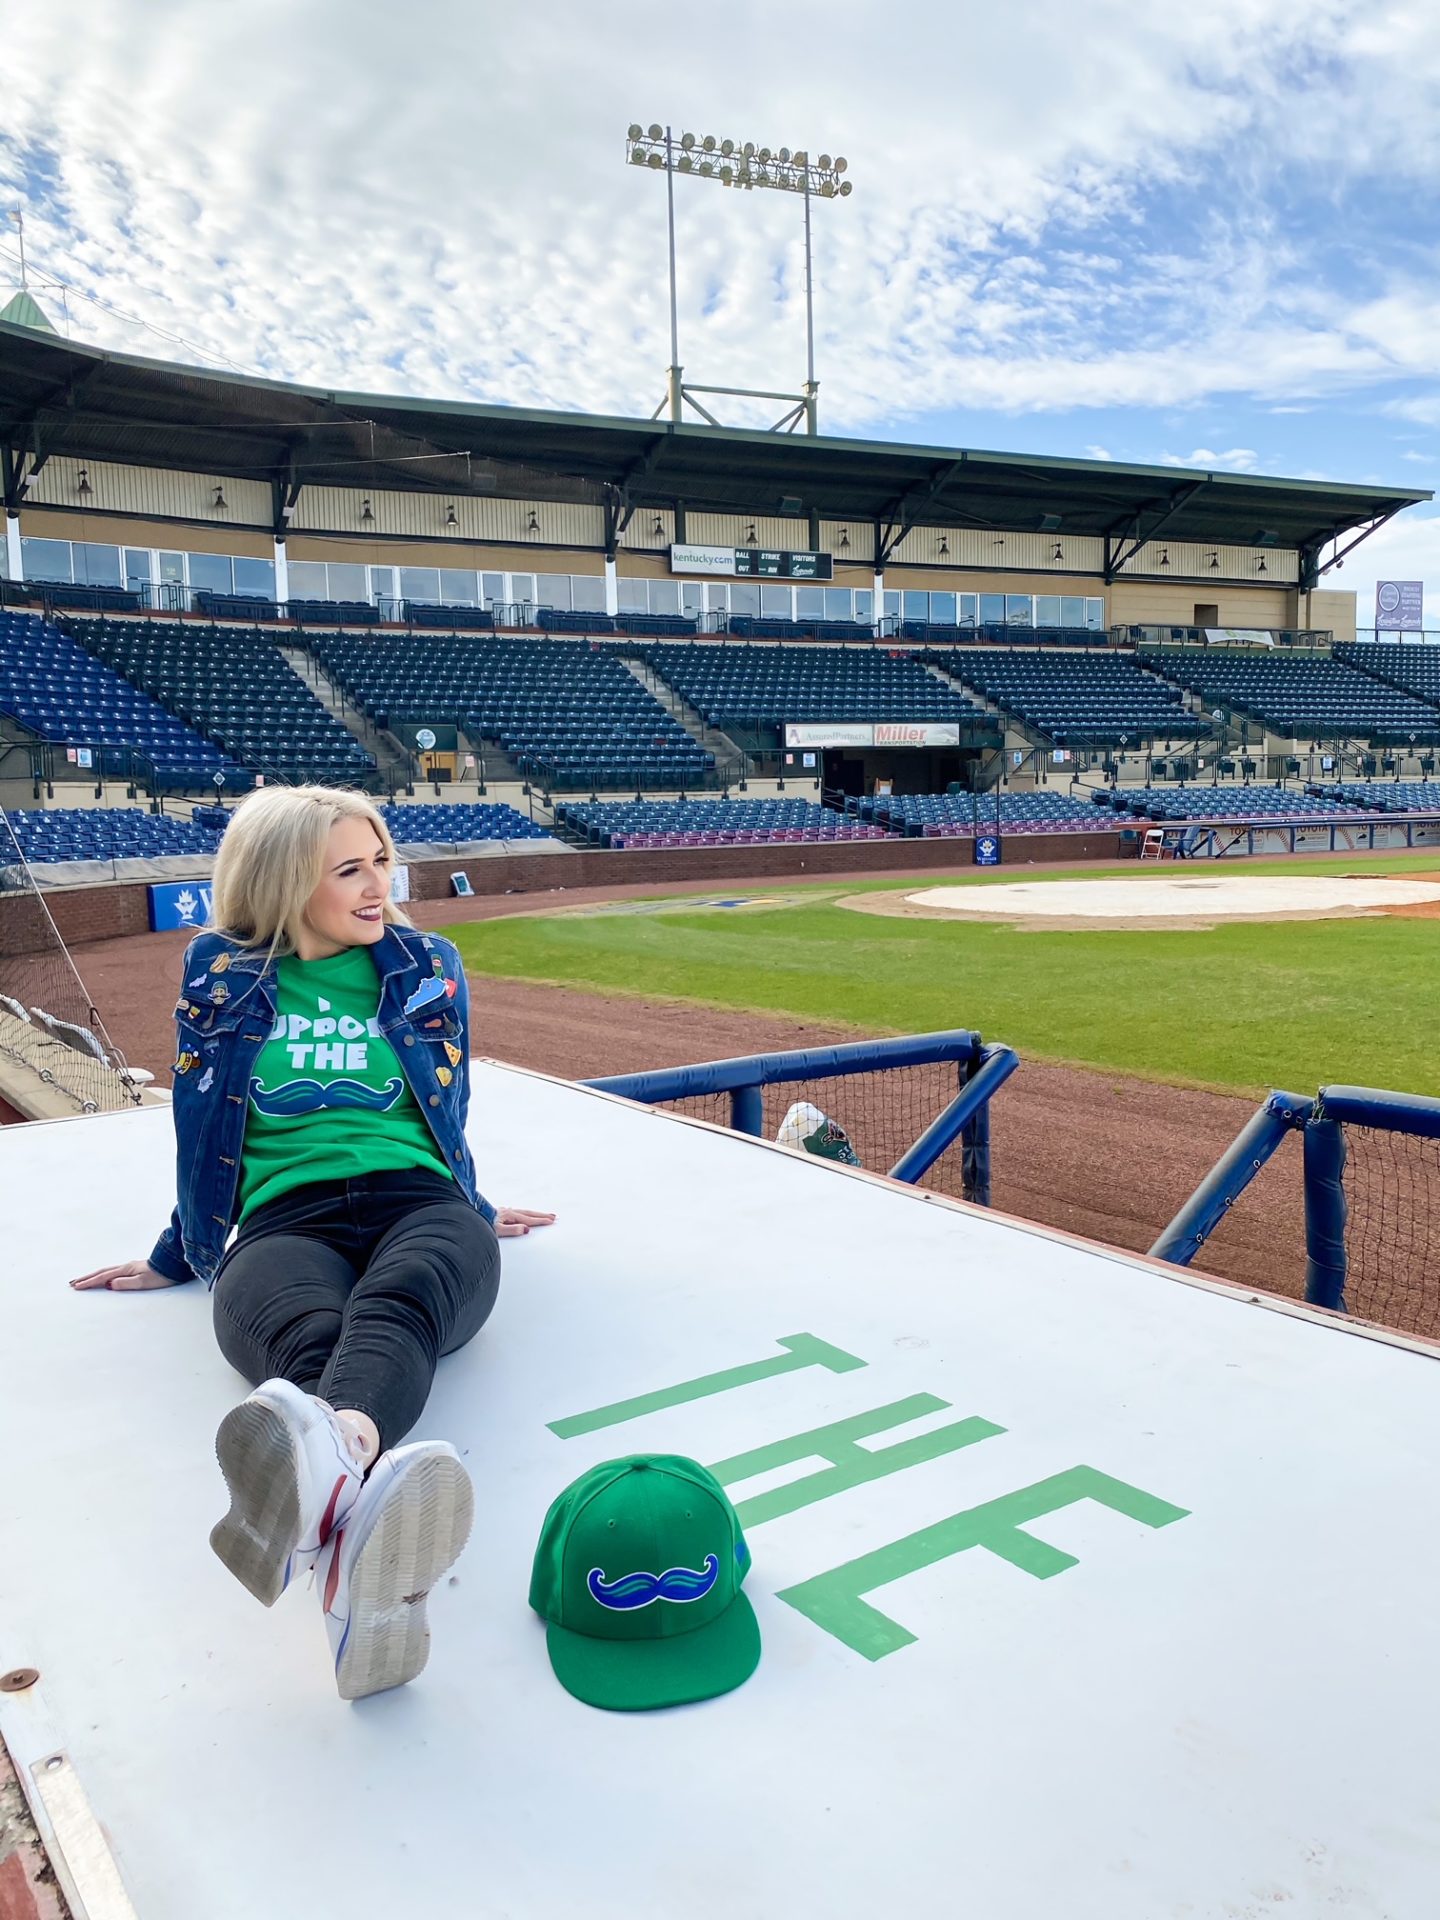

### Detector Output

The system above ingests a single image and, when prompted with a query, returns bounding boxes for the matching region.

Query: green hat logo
[530,1454,760,1711]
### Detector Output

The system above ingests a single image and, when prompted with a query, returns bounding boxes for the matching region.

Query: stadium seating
[379,801,558,844]
[67,618,375,784]
[553,798,885,849]
[851,790,1106,835]
[407,605,496,631]
[309,634,713,788]
[929,648,1203,746]
[637,643,986,732]
[1335,643,1440,707]
[287,599,380,627]
[1094,784,1369,822]
[900,622,1098,647]
[725,615,872,642]
[2,805,223,864]
[192,591,283,623]
[0,612,241,787]
[1309,781,1440,814]
[1141,651,1440,745]
[536,609,618,635]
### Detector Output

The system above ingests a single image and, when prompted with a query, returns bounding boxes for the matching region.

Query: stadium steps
[921,659,1047,745]
[618,656,746,771]
[285,646,409,780]
[462,731,527,785]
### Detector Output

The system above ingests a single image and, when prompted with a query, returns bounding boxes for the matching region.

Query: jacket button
[428,1093,440,1107]
[453,1147,463,1160]
[403,1034,415,1047]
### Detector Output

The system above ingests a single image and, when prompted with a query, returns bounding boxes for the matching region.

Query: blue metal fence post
[1302,1116,1348,1311]
[731,1083,765,1137]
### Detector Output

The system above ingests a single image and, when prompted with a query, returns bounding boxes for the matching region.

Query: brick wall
[0,832,1124,954]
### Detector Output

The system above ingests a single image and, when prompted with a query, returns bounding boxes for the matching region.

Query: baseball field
[446,850,1440,1102]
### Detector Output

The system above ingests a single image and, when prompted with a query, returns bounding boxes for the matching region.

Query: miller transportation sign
[785,722,962,749]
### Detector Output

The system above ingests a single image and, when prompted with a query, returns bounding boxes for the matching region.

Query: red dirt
[80,918,1303,1300]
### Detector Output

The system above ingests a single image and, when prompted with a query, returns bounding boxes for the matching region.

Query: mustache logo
[249,1075,406,1117]
[588,1554,720,1611]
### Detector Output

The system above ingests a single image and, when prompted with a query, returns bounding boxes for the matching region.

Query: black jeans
[212,1169,500,1452]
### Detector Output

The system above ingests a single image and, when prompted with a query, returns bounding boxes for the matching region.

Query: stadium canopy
[1,319,1429,581]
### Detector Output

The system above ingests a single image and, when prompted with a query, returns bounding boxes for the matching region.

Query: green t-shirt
[237,943,452,1222]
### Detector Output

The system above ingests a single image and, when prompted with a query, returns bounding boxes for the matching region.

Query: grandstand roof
[0,320,1429,555]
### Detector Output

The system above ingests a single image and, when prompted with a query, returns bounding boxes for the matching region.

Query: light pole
[625,125,854,433]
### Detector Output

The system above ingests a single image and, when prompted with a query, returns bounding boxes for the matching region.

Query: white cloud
[1320,507,1440,633]
[1084,444,1113,461]
[1400,450,1435,463]
[3,1,1440,437]
[1161,447,1261,472]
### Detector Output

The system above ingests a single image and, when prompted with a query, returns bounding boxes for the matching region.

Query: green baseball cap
[530,1454,760,1712]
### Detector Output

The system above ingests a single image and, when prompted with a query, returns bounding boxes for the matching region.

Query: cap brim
[545,1592,760,1712]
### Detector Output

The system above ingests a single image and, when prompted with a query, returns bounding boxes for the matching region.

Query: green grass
[448,853,1440,1098]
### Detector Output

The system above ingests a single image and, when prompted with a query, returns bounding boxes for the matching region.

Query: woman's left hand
[494,1206,557,1238]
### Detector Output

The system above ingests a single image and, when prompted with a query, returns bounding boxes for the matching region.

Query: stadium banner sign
[1375,580,1424,630]
[671,544,835,581]
[398,721,458,754]
[785,722,961,749]
[148,881,214,932]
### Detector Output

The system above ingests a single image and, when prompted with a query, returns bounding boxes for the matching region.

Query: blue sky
[4,0,1440,619]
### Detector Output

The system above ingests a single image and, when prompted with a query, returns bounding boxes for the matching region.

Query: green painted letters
[709,1395,1004,1528]
[547,1332,867,1440]
[776,1465,1191,1661]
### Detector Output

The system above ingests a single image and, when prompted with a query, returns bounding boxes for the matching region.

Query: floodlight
[778,147,791,162]
[699,159,713,176]
[678,154,693,171]
[820,181,835,197]
[839,180,852,196]
[835,156,847,172]
[794,150,808,165]
[758,146,772,162]
[647,151,663,168]
[721,138,735,155]
[742,141,755,157]
[719,164,733,183]
[630,149,647,165]
[702,134,716,151]
[648,123,663,139]
[628,123,643,140]
[818,153,832,169]
[680,131,696,149]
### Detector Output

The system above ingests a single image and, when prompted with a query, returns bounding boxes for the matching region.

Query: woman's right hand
[70,1261,176,1292]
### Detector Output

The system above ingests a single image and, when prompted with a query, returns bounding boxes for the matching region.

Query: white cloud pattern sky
[4,0,1440,616]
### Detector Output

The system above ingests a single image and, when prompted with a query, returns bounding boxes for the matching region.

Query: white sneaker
[210,1379,366,1607]
[317,1442,474,1702]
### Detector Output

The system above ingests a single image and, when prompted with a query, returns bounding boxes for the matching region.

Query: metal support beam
[1104,480,1208,583]
[877,460,966,567]
[1315,506,1404,582]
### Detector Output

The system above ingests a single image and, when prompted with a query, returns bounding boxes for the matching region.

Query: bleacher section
[636,643,987,733]
[68,619,375,784]
[2,806,223,865]
[1336,643,1440,705]
[726,616,869,642]
[379,802,558,845]
[0,612,240,787]
[1092,785,1367,822]
[901,622,1098,647]
[310,634,713,789]
[1312,780,1440,814]
[1141,651,1440,745]
[851,791,1105,836]
[553,798,885,849]
[929,648,1203,746]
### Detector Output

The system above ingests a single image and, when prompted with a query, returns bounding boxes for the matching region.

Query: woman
[71,784,553,1702]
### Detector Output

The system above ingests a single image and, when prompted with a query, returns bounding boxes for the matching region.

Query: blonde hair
[210,785,411,964]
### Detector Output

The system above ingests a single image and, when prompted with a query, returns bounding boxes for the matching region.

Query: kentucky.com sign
[148,881,214,932]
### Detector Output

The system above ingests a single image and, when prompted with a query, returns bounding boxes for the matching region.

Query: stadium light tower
[625,124,854,433]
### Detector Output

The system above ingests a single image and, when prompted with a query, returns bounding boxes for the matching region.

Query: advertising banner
[784,722,962,749]
[148,881,214,932]
[1375,581,1425,631]
[670,544,739,576]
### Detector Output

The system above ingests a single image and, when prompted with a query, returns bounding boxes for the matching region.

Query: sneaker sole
[334,1451,474,1703]
[210,1398,304,1607]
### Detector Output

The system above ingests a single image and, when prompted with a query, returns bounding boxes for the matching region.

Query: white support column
[5,512,21,586]
[604,556,618,617]
[873,568,885,632]
[272,536,289,608]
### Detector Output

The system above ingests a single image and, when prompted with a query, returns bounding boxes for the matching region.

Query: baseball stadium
[4,199,1440,1915]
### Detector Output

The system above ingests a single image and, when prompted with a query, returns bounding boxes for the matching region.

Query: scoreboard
[670,542,833,581]
[732,548,833,580]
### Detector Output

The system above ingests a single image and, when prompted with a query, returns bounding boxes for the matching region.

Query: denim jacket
[149,922,494,1287]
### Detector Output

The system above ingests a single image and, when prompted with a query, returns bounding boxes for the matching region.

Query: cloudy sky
[5,0,1440,619]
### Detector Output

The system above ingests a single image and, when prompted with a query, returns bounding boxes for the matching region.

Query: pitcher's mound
[844,873,1440,930]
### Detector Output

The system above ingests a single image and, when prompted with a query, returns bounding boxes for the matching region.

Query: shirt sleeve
[448,947,496,1225]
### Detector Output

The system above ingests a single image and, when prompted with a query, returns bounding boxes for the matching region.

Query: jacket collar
[203,924,424,984]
